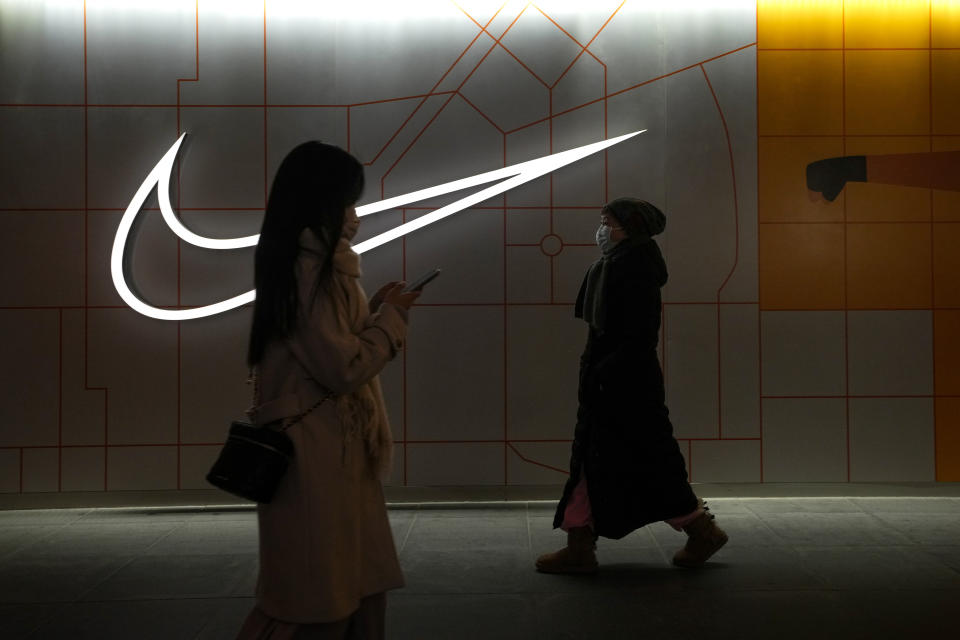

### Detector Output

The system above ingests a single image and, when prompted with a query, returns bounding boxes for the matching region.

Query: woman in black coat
[536,198,728,573]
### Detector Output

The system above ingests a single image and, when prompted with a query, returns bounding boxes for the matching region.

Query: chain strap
[279,393,333,431]
[247,368,333,431]
[246,368,260,418]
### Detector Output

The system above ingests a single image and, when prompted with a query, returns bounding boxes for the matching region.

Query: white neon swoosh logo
[112,129,644,321]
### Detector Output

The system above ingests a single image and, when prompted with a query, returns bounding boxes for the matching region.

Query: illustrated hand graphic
[806,155,867,202]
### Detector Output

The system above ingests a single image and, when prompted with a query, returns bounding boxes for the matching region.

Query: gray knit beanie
[602,198,666,238]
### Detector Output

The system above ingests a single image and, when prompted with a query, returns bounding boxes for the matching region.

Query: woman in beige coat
[238,141,419,639]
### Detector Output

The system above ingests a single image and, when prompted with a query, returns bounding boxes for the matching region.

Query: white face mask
[595,224,618,254]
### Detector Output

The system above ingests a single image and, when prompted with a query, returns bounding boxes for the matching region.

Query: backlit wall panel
[0,0,954,495]
[758,0,960,481]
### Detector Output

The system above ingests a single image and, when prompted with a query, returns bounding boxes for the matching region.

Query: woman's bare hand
[382,282,421,311]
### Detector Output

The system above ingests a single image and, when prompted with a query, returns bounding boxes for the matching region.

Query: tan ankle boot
[672,502,728,568]
[535,526,598,574]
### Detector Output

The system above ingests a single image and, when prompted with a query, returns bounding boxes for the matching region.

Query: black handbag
[206,374,331,504]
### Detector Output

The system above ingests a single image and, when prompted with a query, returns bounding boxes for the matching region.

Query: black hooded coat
[553,236,699,539]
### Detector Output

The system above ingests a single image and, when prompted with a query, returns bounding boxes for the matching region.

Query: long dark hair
[247,141,365,366]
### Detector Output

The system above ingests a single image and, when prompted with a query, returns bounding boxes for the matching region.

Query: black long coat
[553,237,698,540]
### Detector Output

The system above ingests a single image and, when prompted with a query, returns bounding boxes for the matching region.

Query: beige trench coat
[252,241,406,624]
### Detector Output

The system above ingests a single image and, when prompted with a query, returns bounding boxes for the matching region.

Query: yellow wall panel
[757,0,844,49]
[759,51,844,135]
[932,137,960,221]
[935,310,960,394]
[846,222,932,309]
[759,137,846,223]
[932,51,960,135]
[936,397,960,481]
[933,0,960,48]
[759,0,960,483]
[759,223,846,309]
[844,0,931,49]
[845,50,930,135]
[845,137,932,222]
[933,223,960,307]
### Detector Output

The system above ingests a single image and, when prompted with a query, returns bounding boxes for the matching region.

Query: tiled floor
[1,497,958,639]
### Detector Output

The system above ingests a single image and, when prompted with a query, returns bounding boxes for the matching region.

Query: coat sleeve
[286,266,408,395]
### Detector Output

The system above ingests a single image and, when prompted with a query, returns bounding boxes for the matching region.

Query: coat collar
[298,228,362,278]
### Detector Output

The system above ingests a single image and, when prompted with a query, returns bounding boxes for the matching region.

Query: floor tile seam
[739,504,869,516]
[387,593,539,603]
[0,598,84,606]
[791,543,947,551]
[740,511,912,537]
[0,508,93,518]
[78,509,201,518]
[190,612,229,640]
[804,582,960,591]
[920,556,960,577]
[594,543,662,550]
[647,529,675,566]
[785,554,872,589]
[199,505,254,513]
[225,557,259,598]
[856,509,926,546]
[524,502,533,551]
[0,600,70,639]
[660,585,834,594]
[738,504,789,544]
[74,593,251,604]
[72,554,142,605]
[66,554,252,605]
[139,551,260,558]
[116,552,256,560]
[22,610,67,639]
[733,496,863,502]
[13,557,145,635]
[523,586,679,596]
[408,513,531,522]
[138,518,192,555]
[0,518,85,562]
[88,506,211,515]
[35,519,189,528]
[390,502,534,511]
[868,511,960,521]
[399,546,534,555]
[52,595,255,605]
[397,590,541,598]
[823,586,960,594]
[736,510,867,516]
[774,541,920,549]
[397,511,418,554]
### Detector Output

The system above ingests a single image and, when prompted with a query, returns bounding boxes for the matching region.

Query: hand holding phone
[403,267,441,293]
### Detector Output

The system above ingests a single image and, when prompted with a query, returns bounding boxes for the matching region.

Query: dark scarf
[575,238,641,330]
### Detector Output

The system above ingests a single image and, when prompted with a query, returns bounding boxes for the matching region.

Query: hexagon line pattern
[0,0,766,493]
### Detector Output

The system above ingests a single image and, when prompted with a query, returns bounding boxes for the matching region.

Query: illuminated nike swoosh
[112,129,644,320]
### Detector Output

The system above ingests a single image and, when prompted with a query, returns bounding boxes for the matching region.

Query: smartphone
[403,267,442,292]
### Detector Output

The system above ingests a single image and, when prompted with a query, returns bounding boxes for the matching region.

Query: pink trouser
[560,471,702,532]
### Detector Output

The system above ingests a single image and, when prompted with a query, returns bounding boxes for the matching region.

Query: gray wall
[0,0,937,493]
